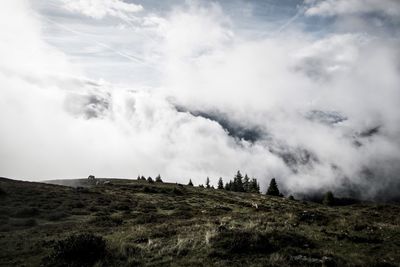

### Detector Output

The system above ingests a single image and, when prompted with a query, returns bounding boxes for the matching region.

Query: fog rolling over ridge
[1,0,400,200]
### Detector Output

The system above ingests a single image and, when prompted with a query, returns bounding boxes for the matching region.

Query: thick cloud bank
[1,0,400,200]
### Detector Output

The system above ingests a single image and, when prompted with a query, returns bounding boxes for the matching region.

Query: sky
[1,0,400,200]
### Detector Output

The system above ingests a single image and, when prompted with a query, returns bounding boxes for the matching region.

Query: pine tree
[206,177,211,188]
[137,175,141,180]
[188,179,193,186]
[155,174,163,183]
[248,178,260,193]
[224,182,230,191]
[248,178,256,192]
[140,176,146,181]
[218,177,224,189]
[233,171,244,192]
[147,177,154,183]
[243,174,250,192]
[266,178,280,196]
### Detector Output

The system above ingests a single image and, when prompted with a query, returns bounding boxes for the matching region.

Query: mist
[1,0,400,200]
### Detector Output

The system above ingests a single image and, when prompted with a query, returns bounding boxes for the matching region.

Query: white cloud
[0,1,77,79]
[161,3,233,59]
[1,0,400,200]
[61,0,143,19]
[305,0,400,18]
[155,3,400,198]
[292,33,367,80]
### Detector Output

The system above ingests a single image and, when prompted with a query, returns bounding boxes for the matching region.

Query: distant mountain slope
[0,177,399,266]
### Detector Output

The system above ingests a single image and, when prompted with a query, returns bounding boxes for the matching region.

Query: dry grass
[0,177,400,266]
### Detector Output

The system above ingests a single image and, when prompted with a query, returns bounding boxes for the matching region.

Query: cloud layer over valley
[1,0,400,200]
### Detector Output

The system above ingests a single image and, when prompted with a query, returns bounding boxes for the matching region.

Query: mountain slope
[0,177,399,266]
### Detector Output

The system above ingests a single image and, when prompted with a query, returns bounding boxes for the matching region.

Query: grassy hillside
[0,177,400,267]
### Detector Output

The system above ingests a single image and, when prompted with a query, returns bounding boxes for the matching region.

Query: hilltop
[0,177,400,266]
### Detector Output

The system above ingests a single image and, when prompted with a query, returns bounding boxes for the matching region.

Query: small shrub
[47,233,107,267]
